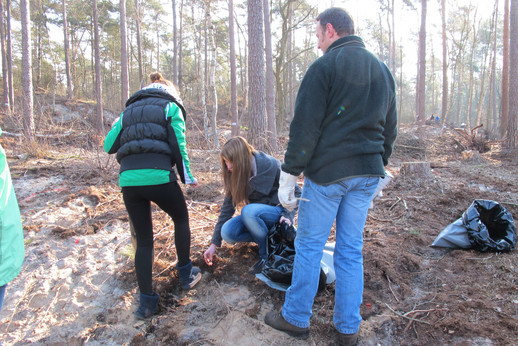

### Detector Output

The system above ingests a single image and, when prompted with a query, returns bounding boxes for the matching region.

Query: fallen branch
[187,202,217,224]
[385,273,400,303]
[368,210,407,222]
[384,303,432,325]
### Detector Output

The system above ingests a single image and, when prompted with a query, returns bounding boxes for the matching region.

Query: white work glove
[278,171,299,211]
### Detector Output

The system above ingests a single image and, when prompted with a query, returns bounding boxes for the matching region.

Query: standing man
[264,7,397,345]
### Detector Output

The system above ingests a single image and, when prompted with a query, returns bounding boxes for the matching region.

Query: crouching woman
[203,136,300,274]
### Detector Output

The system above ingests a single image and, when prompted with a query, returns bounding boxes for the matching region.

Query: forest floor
[0,103,517,345]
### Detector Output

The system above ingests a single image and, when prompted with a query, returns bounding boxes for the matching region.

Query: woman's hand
[279,216,292,226]
[189,178,199,187]
[204,243,217,266]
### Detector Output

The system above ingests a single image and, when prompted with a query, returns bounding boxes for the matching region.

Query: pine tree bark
[6,0,13,111]
[440,0,448,125]
[228,0,239,136]
[247,0,267,151]
[63,0,73,100]
[134,0,144,88]
[263,0,277,151]
[93,0,104,131]
[502,0,510,138]
[120,0,129,106]
[0,0,10,111]
[416,0,427,126]
[171,0,178,85]
[20,0,34,139]
[508,0,518,147]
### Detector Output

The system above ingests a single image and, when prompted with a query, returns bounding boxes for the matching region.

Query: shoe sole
[181,272,201,290]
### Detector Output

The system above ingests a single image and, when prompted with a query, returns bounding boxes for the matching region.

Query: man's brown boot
[264,310,309,339]
[337,331,358,346]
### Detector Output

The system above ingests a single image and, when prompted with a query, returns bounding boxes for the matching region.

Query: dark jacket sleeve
[382,85,398,166]
[211,197,236,247]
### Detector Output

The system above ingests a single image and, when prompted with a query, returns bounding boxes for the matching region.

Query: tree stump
[400,162,431,177]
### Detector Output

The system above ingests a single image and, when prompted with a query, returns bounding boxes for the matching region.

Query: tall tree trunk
[274,0,293,131]
[416,0,427,126]
[508,0,518,147]
[120,0,129,106]
[63,0,73,100]
[134,0,143,88]
[466,18,478,130]
[263,0,277,151]
[390,0,395,73]
[228,0,239,136]
[194,3,208,143]
[20,0,34,139]
[489,1,499,134]
[502,0,510,138]
[0,0,9,111]
[178,0,184,90]
[247,0,267,151]
[172,0,178,85]
[6,0,13,112]
[209,20,219,149]
[156,15,160,72]
[440,0,448,125]
[93,0,104,131]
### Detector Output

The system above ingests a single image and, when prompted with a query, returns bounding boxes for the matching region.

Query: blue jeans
[221,203,284,259]
[0,284,6,312]
[282,176,379,334]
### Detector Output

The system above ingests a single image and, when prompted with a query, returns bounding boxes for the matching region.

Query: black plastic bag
[262,222,326,289]
[462,199,516,252]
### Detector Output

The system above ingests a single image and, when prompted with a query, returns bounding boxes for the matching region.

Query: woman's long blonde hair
[149,72,174,87]
[220,136,256,207]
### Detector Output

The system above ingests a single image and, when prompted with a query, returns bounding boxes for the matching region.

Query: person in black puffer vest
[104,72,201,319]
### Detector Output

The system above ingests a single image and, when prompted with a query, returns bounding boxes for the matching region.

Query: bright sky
[310,0,500,78]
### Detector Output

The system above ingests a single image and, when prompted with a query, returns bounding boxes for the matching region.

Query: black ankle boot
[135,292,159,319]
[177,261,201,290]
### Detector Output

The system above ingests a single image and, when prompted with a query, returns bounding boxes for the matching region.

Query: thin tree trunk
[466,18,478,130]
[156,15,160,72]
[63,0,73,100]
[6,0,13,112]
[502,0,510,138]
[263,0,277,151]
[0,0,10,111]
[134,0,143,88]
[20,0,34,139]
[416,0,427,125]
[172,0,178,85]
[228,0,239,136]
[440,0,448,125]
[507,0,518,147]
[120,0,129,106]
[93,0,104,131]
[209,20,219,149]
[178,0,184,90]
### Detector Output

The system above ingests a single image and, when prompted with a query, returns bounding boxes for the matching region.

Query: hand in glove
[278,171,299,211]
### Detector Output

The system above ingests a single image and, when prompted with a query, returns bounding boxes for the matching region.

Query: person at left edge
[104,72,201,320]
[0,126,25,314]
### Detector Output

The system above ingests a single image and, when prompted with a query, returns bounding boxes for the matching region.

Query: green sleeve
[104,113,124,154]
[166,103,196,184]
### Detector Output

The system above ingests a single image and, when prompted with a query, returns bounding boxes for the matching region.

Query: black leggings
[122,182,191,295]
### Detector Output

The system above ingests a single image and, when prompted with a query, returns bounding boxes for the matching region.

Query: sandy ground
[0,123,517,345]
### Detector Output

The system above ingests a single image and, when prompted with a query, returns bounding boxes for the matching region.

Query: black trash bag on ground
[262,222,326,290]
[462,199,516,252]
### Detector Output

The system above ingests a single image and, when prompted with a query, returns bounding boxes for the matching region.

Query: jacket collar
[325,35,365,54]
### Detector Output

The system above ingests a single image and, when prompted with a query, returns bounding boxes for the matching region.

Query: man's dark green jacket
[282,35,397,184]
